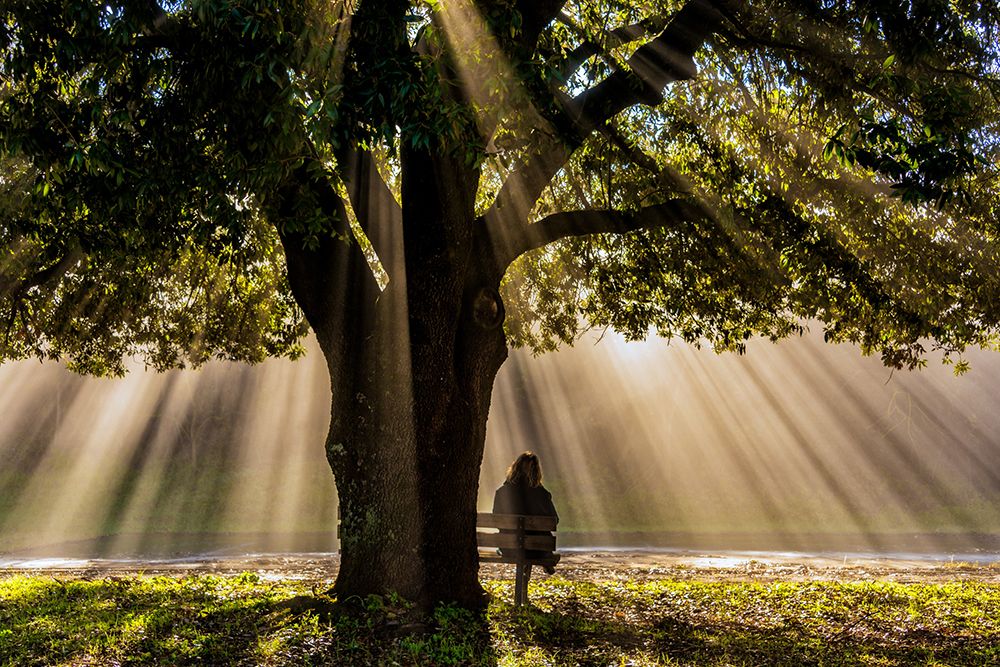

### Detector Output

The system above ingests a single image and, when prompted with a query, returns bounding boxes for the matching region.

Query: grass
[1,574,998,666]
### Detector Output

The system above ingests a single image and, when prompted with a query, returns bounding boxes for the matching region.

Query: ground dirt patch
[4,550,999,585]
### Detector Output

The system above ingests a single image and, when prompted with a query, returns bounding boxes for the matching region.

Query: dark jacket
[492,481,558,559]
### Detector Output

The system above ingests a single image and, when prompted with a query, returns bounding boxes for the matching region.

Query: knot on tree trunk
[469,286,504,330]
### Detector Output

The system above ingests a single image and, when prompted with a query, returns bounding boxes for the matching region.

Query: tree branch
[275,161,380,340]
[498,199,706,267]
[484,0,727,259]
[126,0,195,50]
[571,0,725,129]
[557,16,667,82]
[514,0,569,51]
[130,0,170,33]
[0,241,84,302]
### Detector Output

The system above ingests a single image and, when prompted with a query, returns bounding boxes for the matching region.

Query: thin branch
[557,16,668,82]
[0,241,84,301]
[598,121,692,195]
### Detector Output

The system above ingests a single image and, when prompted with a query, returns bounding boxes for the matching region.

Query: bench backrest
[476,512,557,552]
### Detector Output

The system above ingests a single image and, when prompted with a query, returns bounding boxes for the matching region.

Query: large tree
[2,0,999,608]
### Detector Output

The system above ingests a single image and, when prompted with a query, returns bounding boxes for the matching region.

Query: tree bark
[320,270,508,610]
[328,291,507,609]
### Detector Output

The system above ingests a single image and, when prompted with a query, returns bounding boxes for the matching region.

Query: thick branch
[126,0,196,50]
[514,0,569,50]
[572,0,725,129]
[275,161,379,342]
[485,0,727,251]
[498,199,705,267]
[131,0,169,32]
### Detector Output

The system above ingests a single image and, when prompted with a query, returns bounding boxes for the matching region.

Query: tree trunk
[322,271,507,610]
[281,150,508,610]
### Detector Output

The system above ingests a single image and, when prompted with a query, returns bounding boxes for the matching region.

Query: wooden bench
[476,512,560,606]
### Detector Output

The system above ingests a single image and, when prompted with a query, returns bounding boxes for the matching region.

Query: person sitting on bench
[492,451,559,575]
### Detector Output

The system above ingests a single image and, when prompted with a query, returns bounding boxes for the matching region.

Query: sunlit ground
[1,327,999,559]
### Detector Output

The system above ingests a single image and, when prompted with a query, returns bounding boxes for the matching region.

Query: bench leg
[514,563,532,606]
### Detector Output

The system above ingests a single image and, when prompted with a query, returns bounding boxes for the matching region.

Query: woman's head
[506,451,543,487]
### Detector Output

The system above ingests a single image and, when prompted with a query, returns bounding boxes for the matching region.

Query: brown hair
[505,451,543,487]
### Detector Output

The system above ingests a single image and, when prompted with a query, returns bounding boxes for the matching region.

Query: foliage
[2,0,999,375]
[0,1,325,374]
[1,572,999,666]
[507,0,1000,369]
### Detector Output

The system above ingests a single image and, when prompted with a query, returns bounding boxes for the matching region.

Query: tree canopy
[2,0,999,370]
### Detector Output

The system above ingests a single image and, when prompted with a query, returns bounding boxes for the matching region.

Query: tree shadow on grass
[493,601,999,667]
[9,577,995,666]
[649,612,1000,667]
[0,578,500,666]
[286,592,500,666]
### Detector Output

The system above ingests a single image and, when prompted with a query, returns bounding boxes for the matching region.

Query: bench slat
[476,512,557,531]
[477,533,556,551]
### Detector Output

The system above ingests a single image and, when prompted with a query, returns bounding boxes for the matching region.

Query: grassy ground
[1,573,998,666]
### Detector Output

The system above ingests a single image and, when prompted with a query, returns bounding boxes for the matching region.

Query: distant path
[2,551,998,584]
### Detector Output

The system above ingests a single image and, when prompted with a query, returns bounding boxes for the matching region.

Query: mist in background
[2,328,999,556]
